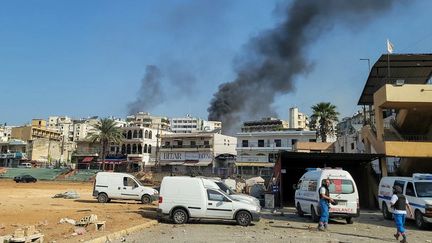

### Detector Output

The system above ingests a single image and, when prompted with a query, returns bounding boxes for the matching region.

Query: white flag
[387,39,394,54]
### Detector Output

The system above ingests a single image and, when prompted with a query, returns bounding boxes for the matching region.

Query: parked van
[18,163,32,168]
[203,178,261,207]
[157,176,260,226]
[378,173,432,229]
[92,172,158,204]
[294,168,360,224]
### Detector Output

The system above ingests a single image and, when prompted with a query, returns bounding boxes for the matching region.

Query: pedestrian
[391,185,412,243]
[318,178,335,231]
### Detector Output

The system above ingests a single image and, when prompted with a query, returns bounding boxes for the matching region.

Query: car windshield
[216,182,235,195]
[324,179,355,194]
[415,182,432,197]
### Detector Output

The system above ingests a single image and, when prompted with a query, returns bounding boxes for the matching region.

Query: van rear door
[205,189,233,219]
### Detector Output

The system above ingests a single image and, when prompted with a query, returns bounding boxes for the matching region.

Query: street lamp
[360,58,371,72]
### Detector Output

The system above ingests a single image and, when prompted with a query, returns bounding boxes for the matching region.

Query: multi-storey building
[0,125,14,142]
[358,54,432,175]
[241,117,289,133]
[288,107,309,130]
[334,111,365,154]
[10,119,62,164]
[72,117,100,141]
[236,129,316,176]
[170,115,222,133]
[0,139,27,167]
[159,132,236,176]
[126,112,170,130]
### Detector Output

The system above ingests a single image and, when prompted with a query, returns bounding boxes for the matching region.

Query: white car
[203,178,261,207]
[378,173,432,229]
[294,168,360,224]
[92,172,158,204]
[157,176,260,226]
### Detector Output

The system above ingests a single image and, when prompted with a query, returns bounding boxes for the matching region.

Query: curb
[85,220,158,243]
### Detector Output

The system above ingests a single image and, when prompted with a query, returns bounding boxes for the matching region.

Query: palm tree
[87,118,124,171]
[309,102,339,142]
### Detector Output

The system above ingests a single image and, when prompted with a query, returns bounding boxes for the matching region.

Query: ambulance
[378,173,432,229]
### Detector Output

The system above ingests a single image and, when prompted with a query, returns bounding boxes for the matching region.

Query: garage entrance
[275,151,384,209]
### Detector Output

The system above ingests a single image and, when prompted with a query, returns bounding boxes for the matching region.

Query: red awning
[82,157,94,163]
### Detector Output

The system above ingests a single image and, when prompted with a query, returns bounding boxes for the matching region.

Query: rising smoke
[207,0,397,134]
[128,65,163,115]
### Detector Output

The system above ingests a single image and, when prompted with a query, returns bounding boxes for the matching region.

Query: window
[165,141,170,146]
[324,179,355,194]
[242,140,248,147]
[394,180,406,192]
[351,143,355,150]
[341,146,344,152]
[123,177,137,187]
[190,141,196,147]
[258,140,264,147]
[406,182,416,197]
[308,180,318,192]
[274,139,281,147]
[415,182,432,197]
[204,141,210,146]
[291,139,298,145]
[207,189,228,201]
[177,141,183,147]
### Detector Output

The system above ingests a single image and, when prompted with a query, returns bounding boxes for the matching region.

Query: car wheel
[296,202,304,217]
[346,217,353,224]
[236,210,252,226]
[172,208,188,224]
[311,205,319,222]
[141,195,152,204]
[415,210,426,229]
[97,193,109,203]
[382,203,392,220]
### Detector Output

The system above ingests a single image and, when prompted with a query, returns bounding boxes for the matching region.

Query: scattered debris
[72,227,86,236]
[59,218,76,225]
[8,225,44,243]
[52,191,80,199]
[76,214,98,227]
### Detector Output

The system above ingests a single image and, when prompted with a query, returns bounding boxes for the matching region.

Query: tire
[311,205,319,222]
[296,202,304,217]
[236,210,252,226]
[382,203,392,220]
[346,217,353,224]
[141,195,152,204]
[97,193,109,203]
[172,208,188,224]
[415,210,427,229]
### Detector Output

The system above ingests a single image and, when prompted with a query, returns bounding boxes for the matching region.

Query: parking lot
[115,208,432,243]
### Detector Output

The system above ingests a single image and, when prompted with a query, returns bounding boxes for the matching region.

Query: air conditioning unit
[395,79,405,86]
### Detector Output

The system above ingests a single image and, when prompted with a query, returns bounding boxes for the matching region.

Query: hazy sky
[1,0,431,126]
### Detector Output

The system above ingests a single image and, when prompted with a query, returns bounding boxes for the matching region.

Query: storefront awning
[235,162,274,167]
[184,161,212,166]
[82,157,94,163]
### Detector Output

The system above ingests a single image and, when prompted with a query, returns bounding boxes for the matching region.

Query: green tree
[309,102,339,142]
[87,118,124,171]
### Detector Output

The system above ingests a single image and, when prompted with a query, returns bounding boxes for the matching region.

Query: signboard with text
[160,152,213,162]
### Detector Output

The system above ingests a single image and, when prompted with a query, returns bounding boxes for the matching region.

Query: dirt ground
[0,179,156,242]
[114,208,432,243]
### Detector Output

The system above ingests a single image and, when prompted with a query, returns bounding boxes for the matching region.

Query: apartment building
[159,132,236,175]
[0,139,27,167]
[288,107,309,130]
[126,112,170,130]
[170,115,222,133]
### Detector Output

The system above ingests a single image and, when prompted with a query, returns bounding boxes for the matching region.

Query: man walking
[318,179,335,231]
[391,185,412,243]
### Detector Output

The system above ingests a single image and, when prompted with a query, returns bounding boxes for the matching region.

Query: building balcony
[374,84,432,109]
[236,146,292,152]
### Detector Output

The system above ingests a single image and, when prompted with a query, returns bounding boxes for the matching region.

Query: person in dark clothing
[318,179,335,231]
[391,185,413,243]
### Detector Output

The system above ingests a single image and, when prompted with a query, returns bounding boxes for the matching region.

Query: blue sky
[1,0,431,125]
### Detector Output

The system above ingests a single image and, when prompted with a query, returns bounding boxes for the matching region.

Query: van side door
[121,176,141,200]
[404,181,416,219]
[205,189,233,219]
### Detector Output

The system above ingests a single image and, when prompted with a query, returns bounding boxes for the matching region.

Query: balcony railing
[161,145,211,149]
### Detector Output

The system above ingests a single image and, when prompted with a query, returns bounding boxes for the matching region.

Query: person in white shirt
[390,185,412,243]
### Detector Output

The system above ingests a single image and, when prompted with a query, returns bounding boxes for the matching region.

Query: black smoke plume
[207,0,397,134]
[128,65,163,115]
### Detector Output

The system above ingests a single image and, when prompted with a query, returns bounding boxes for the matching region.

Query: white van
[92,172,158,204]
[157,176,261,226]
[18,163,32,168]
[203,178,261,207]
[294,168,360,224]
[378,173,432,229]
